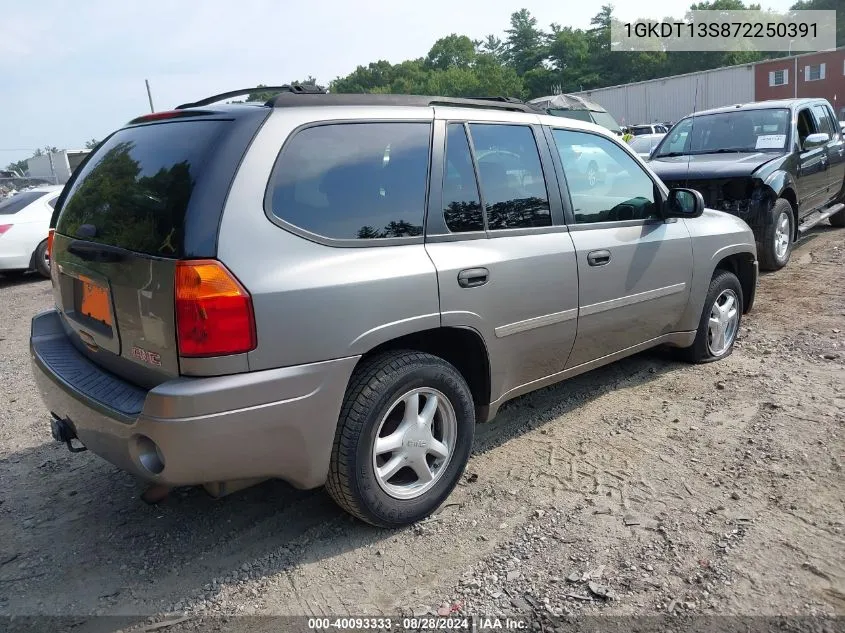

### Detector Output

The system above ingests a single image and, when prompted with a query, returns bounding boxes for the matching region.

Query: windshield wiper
[706,148,753,154]
[653,152,688,158]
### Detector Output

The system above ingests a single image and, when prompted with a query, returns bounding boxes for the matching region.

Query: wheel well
[363,327,491,420]
[28,238,47,271]
[779,189,798,237]
[715,253,755,313]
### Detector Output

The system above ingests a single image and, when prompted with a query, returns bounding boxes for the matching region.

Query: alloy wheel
[707,289,740,356]
[372,388,457,500]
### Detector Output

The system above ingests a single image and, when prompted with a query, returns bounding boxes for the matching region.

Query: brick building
[755,49,845,120]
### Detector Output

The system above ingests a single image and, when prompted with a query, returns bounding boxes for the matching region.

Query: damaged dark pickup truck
[649,98,845,270]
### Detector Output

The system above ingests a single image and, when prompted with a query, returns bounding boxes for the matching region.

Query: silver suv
[31,88,758,527]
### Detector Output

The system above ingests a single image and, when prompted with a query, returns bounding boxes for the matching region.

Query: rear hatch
[50,108,268,387]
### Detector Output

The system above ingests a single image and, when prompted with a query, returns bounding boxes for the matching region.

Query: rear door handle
[587,250,611,266]
[457,267,489,288]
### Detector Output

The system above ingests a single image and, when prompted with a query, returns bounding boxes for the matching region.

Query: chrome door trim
[494,307,578,338]
[579,282,687,317]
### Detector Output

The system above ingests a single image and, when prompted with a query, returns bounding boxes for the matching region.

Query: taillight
[47,229,55,258]
[174,260,256,357]
[0,224,12,236]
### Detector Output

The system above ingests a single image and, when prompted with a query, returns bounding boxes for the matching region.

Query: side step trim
[798,203,844,233]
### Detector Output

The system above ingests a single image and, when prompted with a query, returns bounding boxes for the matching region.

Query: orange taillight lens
[174,260,256,357]
[47,229,55,259]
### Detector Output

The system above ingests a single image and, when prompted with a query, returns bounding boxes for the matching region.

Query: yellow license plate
[78,277,112,326]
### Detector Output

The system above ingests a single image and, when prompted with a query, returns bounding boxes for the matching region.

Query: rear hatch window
[50,117,246,386]
[56,120,228,257]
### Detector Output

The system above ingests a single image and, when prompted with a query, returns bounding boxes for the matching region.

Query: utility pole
[145,79,155,113]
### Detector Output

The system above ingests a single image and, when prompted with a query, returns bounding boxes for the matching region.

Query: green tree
[84,139,99,150]
[791,0,844,47]
[425,35,476,70]
[478,34,506,61]
[504,9,547,76]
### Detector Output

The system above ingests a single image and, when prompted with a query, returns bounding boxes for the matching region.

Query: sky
[0,0,799,167]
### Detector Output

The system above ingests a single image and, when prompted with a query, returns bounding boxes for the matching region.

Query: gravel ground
[0,226,843,633]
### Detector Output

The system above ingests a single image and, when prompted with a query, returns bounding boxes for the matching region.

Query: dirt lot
[1,227,843,631]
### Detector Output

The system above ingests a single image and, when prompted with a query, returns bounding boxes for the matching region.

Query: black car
[648,98,845,270]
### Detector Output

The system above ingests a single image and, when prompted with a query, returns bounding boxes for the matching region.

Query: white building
[27,150,90,185]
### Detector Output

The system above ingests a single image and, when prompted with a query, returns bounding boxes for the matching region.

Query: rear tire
[757,198,793,271]
[830,205,845,228]
[33,240,50,278]
[326,350,475,527]
[676,270,743,364]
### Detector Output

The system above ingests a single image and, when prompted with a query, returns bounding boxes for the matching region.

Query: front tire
[326,350,475,527]
[677,270,743,364]
[757,198,793,271]
[33,239,50,278]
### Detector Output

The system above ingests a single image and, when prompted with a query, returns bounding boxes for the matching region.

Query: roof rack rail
[269,92,541,113]
[175,84,327,109]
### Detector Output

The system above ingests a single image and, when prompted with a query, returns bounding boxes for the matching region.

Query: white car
[628,133,667,160]
[0,185,62,278]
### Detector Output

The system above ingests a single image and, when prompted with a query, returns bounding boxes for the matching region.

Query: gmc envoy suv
[31,87,758,527]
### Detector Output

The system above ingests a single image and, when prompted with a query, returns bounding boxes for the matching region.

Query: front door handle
[457,267,489,288]
[587,250,612,266]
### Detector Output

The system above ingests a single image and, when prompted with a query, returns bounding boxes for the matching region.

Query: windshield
[653,108,790,157]
[546,109,592,122]
[629,126,653,136]
[629,136,656,152]
[590,110,621,133]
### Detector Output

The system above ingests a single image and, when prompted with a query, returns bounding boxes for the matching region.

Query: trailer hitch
[50,415,87,453]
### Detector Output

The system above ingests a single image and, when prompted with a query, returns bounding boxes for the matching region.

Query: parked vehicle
[31,88,757,527]
[0,185,62,277]
[529,94,623,136]
[629,124,669,136]
[649,98,845,271]
[628,133,666,160]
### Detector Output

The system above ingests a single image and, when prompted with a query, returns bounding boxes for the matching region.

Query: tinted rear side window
[442,124,483,233]
[0,191,46,215]
[268,122,431,241]
[468,124,551,230]
[56,121,227,257]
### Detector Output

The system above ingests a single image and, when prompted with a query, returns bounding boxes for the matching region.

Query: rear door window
[442,124,484,233]
[468,124,551,230]
[0,191,46,215]
[267,122,431,241]
[55,120,228,257]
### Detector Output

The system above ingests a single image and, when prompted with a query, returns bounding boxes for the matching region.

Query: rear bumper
[30,309,359,489]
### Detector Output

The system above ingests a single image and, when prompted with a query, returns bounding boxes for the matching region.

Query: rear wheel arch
[354,326,492,423]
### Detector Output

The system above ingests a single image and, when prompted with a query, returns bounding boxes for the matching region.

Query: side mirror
[803,132,830,151]
[665,187,704,219]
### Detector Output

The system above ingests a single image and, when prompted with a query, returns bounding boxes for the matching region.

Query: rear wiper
[67,240,128,263]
